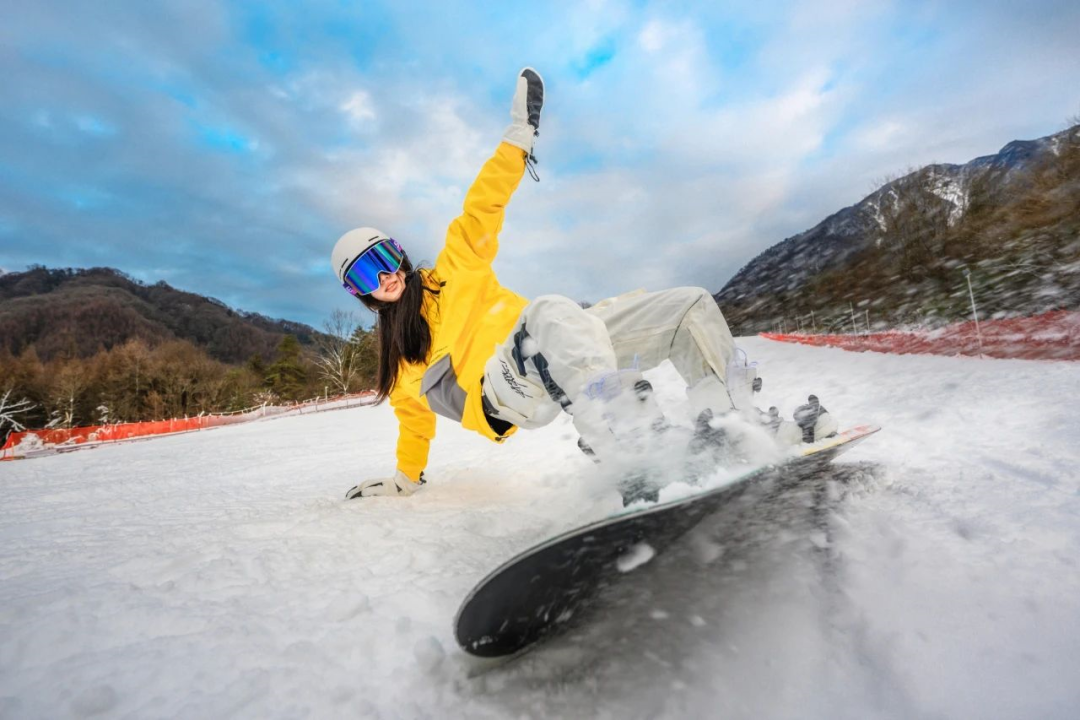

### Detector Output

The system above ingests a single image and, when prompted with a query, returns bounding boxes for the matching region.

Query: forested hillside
[0,267,376,436]
[0,266,322,364]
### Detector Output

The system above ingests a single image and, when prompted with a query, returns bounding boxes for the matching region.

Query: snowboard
[454,424,880,659]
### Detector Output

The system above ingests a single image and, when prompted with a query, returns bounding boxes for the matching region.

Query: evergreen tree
[265,335,308,401]
[247,353,266,376]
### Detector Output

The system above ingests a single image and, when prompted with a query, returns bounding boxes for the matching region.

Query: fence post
[963,268,983,353]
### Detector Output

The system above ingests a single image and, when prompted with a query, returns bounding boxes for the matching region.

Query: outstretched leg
[584,287,748,417]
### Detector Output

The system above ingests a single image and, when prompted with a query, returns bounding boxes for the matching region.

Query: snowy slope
[2,339,1079,719]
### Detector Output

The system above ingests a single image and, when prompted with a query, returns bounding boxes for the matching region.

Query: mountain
[716,125,1080,334]
[0,266,325,364]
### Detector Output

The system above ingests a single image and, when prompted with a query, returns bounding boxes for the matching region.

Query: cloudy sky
[1,0,1078,327]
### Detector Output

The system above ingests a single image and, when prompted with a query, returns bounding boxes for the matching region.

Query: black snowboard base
[454,424,880,659]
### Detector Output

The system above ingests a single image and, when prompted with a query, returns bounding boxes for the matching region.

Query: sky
[1,0,1078,328]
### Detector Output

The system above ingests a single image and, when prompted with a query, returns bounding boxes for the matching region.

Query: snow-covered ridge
[716,125,1074,306]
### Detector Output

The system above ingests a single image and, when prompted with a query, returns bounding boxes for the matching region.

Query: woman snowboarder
[331,68,835,502]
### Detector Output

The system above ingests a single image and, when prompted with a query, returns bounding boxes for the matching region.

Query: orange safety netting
[1,392,376,460]
[762,310,1080,361]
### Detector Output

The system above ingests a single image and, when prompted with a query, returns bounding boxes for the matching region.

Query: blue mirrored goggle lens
[342,239,405,296]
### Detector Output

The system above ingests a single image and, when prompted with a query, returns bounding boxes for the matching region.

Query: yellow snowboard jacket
[389,142,531,481]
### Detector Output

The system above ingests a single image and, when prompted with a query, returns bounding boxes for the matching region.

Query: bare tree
[351,328,379,388]
[50,362,87,428]
[314,309,365,396]
[0,387,36,434]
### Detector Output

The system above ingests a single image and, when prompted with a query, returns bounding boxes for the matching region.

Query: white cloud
[853,120,907,151]
[638,19,672,52]
[289,86,492,270]
[341,90,376,124]
[6,0,1079,326]
[659,67,840,171]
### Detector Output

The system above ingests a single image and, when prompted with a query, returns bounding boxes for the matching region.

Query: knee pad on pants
[482,348,562,429]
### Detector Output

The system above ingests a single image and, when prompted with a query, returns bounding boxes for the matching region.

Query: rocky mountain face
[716,125,1080,335]
[0,266,324,364]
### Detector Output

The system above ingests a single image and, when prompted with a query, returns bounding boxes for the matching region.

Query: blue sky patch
[572,38,617,80]
[191,121,258,154]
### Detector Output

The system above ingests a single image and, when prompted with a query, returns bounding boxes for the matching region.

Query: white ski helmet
[331,226,396,284]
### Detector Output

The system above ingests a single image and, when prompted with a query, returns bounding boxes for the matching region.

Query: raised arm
[441,143,527,268]
[438,68,544,272]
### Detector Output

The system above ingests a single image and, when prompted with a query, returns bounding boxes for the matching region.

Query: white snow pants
[481,287,742,430]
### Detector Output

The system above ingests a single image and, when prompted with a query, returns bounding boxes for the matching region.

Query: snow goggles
[342,239,405,296]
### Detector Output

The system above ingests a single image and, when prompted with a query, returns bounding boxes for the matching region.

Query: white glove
[502,67,544,153]
[345,471,424,500]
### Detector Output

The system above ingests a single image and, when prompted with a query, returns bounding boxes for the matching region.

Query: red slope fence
[761,310,1080,361]
[1,391,377,461]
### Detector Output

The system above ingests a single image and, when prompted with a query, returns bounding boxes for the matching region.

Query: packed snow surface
[2,338,1079,719]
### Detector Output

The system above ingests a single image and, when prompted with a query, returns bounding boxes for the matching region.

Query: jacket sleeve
[390,384,436,481]
[438,142,527,272]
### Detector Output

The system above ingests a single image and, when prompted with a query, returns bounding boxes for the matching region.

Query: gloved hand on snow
[503,67,544,156]
[345,471,425,500]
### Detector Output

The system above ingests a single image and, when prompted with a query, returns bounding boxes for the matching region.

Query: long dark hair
[357,255,440,402]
